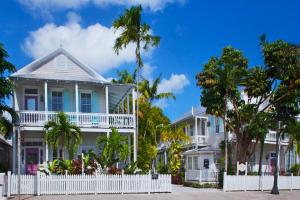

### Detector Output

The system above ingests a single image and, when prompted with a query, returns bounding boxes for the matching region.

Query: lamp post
[271,121,281,195]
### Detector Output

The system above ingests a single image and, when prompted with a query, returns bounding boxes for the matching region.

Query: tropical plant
[0,43,17,138]
[113,5,161,150]
[160,124,191,175]
[44,112,82,160]
[139,76,175,102]
[96,128,128,169]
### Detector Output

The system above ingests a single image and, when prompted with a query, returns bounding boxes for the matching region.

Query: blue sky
[1,0,300,121]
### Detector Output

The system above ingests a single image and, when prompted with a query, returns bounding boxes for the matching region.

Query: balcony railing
[265,131,289,143]
[19,111,135,129]
[191,135,207,144]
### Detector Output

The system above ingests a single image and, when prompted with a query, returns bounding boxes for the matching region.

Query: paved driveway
[9,185,300,200]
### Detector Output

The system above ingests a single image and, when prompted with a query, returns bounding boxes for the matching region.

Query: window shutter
[63,89,71,112]
[92,91,100,113]
[209,115,215,134]
[48,90,52,111]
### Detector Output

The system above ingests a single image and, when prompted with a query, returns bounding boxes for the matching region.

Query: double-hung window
[52,91,63,111]
[187,157,193,170]
[81,93,91,113]
[215,117,220,134]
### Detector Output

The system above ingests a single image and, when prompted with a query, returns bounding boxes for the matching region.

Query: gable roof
[11,48,109,84]
[172,106,206,124]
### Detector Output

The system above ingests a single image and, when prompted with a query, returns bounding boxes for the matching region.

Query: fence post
[65,170,68,195]
[7,171,11,198]
[37,171,40,196]
[223,171,227,192]
[121,170,124,195]
[291,173,293,191]
[261,173,264,192]
[148,170,151,195]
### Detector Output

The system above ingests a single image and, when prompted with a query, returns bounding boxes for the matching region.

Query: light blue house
[10,48,137,174]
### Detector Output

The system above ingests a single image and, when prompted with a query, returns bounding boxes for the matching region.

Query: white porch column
[17,127,21,193]
[133,130,137,162]
[128,134,131,163]
[12,127,16,173]
[105,85,109,127]
[132,89,137,162]
[75,82,79,124]
[44,81,48,112]
[44,81,49,162]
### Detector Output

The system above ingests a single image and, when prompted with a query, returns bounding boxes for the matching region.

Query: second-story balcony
[265,131,289,144]
[19,111,135,129]
[191,135,208,144]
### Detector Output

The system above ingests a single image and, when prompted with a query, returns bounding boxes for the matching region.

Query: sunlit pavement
[9,185,300,200]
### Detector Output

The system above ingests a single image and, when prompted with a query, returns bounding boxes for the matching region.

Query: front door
[25,96,38,111]
[25,148,39,175]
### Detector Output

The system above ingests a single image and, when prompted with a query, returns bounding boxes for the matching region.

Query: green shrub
[183,181,217,188]
[0,162,8,173]
[290,164,300,176]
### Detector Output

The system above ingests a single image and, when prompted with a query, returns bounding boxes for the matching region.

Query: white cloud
[22,13,138,73]
[19,0,186,15]
[154,74,189,108]
[157,74,189,94]
[141,63,156,82]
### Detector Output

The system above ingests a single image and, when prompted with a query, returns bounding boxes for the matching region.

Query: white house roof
[11,48,109,84]
[183,146,219,155]
[172,106,206,124]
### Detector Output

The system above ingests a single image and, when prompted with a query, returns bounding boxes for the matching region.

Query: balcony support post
[128,133,131,163]
[105,85,109,127]
[133,130,137,162]
[132,89,137,162]
[75,82,79,125]
[44,81,48,120]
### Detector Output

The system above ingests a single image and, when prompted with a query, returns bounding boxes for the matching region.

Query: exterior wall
[14,80,106,113]
[185,153,217,171]
[17,130,132,174]
[248,143,289,174]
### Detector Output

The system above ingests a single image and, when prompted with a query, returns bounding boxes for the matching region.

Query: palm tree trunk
[61,144,65,160]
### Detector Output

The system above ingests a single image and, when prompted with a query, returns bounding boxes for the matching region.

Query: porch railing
[185,169,218,182]
[19,111,135,129]
[265,131,289,143]
[191,135,207,144]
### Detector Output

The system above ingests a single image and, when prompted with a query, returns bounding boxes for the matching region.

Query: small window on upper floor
[52,91,63,111]
[81,93,91,113]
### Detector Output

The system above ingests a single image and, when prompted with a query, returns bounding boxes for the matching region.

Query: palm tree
[0,43,17,138]
[160,124,191,175]
[96,128,128,169]
[112,70,136,84]
[139,75,176,102]
[44,112,82,160]
[113,5,160,154]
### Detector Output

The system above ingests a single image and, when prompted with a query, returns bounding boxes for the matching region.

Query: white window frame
[51,89,64,111]
[23,86,39,110]
[80,91,92,113]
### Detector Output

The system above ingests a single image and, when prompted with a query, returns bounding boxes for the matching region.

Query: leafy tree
[96,128,128,169]
[0,43,17,138]
[160,124,191,175]
[44,112,82,160]
[113,5,160,148]
[196,46,248,171]
[196,37,300,172]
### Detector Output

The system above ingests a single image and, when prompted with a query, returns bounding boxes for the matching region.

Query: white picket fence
[223,172,300,192]
[2,172,171,197]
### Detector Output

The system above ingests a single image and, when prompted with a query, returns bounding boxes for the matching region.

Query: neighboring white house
[164,106,298,183]
[10,48,137,175]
